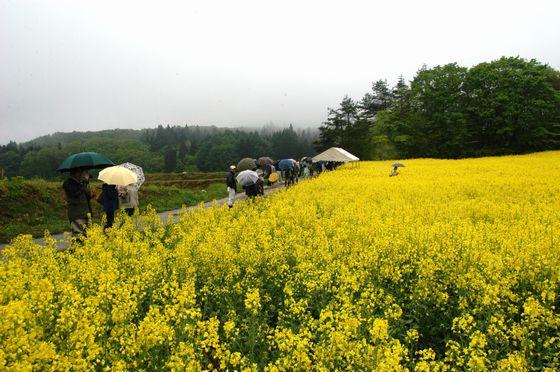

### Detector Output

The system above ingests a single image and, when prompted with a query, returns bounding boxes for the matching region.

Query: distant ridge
[24,129,145,147]
[22,124,318,148]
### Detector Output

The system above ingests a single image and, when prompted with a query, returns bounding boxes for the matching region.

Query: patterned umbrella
[119,162,145,188]
[392,163,405,168]
[236,170,259,186]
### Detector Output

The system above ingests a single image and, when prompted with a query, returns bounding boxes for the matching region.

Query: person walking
[255,169,265,195]
[293,162,300,184]
[283,168,294,188]
[274,161,283,184]
[226,165,237,208]
[62,169,92,239]
[244,182,259,198]
[303,164,310,178]
[118,184,139,216]
[102,183,119,229]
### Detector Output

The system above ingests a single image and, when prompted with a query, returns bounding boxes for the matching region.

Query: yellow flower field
[1,151,559,370]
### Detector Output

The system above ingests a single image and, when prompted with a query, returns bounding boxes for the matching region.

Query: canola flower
[1,151,559,370]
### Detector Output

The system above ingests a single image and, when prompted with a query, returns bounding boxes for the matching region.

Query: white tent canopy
[312,147,360,162]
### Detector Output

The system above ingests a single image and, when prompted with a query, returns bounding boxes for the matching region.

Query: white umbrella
[98,166,137,186]
[120,162,145,188]
[236,170,259,186]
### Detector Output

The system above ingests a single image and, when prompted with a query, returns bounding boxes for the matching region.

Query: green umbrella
[56,152,114,172]
[237,158,257,172]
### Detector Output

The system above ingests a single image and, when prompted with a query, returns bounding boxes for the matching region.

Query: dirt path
[0,185,286,251]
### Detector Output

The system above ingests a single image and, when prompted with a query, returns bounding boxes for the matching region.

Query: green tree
[20,147,66,179]
[271,124,301,159]
[163,146,178,172]
[0,151,22,177]
[195,133,238,171]
[178,141,189,162]
[315,96,358,152]
[359,80,393,121]
[367,57,560,159]
[236,132,271,159]
[408,63,469,157]
[177,141,190,170]
[464,57,560,154]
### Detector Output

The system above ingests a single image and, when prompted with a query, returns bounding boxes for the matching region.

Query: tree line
[0,125,317,178]
[3,56,558,179]
[315,57,560,159]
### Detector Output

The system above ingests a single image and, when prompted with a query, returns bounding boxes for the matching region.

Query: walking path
[0,185,285,251]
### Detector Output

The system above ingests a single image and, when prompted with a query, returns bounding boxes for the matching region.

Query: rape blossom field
[1,152,559,370]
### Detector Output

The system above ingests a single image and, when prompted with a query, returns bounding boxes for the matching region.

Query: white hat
[229,165,236,170]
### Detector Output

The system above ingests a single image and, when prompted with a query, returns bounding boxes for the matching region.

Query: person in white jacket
[118,184,139,216]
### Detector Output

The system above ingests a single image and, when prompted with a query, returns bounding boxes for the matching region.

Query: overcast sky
[1,0,559,144]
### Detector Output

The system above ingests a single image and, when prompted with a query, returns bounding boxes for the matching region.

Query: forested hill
[0,125,318,178]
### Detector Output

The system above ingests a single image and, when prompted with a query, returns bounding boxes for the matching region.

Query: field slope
[1,152,559,369]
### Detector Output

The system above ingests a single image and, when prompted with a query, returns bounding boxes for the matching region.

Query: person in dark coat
[62,169,92,238]
[283,168,294,188]
[226,165,237,208]
[244,182,259,198]
[102,183,119,229]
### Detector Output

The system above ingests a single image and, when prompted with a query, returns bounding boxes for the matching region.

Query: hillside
[2,151,559,369]
[0,124,318,177]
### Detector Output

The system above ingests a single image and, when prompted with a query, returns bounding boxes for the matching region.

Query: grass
[0,174,227,243]
[145,172,227,189]
[139,183,227,211]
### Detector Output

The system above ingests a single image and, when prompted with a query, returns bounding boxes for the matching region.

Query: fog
[1,0,559,143]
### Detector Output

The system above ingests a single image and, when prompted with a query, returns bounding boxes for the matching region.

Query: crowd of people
[225,158,345,208]
[61,157,349,237]
[62,169,139,240]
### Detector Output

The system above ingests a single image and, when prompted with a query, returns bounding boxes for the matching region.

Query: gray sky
[1,0,559,144]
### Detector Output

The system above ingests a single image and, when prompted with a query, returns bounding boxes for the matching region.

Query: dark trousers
[105,211,115,230]
[245,184,258,197]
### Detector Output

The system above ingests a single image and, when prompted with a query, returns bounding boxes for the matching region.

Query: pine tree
[315,96,358,152]
[359,80,393,120]
[163,146,177,172]
[178,141,188,162]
